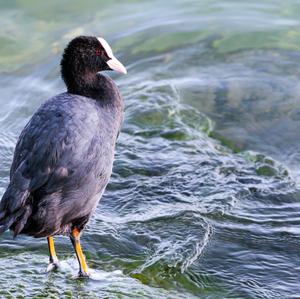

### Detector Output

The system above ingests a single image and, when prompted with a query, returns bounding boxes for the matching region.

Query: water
[0,0,300,298]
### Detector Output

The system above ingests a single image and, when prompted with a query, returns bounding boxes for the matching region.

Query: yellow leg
[46,236,59,272]
[70,228,89,277]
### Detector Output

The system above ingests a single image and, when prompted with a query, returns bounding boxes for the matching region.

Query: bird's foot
[46,259,60,273]
[78,270,90,278]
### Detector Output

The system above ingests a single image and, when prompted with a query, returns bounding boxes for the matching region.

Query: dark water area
[0,0,300,298]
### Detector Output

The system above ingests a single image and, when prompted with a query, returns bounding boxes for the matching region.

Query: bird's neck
[66,72,120,104]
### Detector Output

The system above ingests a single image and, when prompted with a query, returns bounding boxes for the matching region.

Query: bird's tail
[0,205,32,237]
[0,184,32,237]
[0,209,22,234]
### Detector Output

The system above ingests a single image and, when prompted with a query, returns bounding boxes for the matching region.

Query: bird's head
[61,36,127,92]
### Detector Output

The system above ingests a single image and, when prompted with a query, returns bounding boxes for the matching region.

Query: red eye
[95,49,101,56]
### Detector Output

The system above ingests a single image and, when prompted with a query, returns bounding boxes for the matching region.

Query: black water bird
[0,36,126,277]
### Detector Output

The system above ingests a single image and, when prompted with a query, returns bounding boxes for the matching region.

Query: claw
[46,259,60,273]
[78,270,90,278]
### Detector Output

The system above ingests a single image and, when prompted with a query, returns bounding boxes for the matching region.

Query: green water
[0,0,300,298]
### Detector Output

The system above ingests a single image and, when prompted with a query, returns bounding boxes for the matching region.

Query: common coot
[0,36,127,277]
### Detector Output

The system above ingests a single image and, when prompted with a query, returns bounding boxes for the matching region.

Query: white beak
[106,56,127,74]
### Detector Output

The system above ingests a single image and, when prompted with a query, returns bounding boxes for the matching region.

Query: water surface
[0,0,300,298]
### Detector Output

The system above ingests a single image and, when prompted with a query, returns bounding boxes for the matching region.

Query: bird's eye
[95,49,102,56]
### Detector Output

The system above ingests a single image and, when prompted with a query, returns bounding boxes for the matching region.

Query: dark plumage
[0,35,127,276]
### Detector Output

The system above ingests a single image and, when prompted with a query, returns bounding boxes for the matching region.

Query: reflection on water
[0,0,300,298]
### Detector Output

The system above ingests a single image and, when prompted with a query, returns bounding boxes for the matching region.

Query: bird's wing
[1,98,92,216]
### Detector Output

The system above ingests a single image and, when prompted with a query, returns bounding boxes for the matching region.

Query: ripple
[1,0,300,297]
